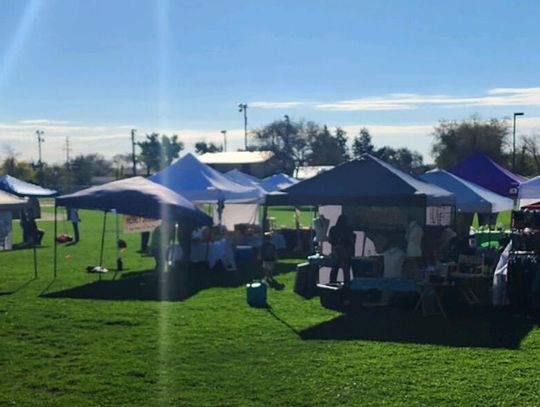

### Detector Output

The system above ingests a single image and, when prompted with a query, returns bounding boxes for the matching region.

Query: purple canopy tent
[448,152,525,198]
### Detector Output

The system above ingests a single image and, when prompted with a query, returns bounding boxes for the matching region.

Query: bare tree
[522,134,540,174]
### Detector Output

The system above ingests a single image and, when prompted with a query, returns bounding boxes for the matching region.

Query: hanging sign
[123,215,161,234]
[426,206,452,226]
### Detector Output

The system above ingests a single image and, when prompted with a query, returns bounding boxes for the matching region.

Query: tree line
[1,115,539,191]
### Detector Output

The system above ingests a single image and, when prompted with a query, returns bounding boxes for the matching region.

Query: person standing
[67,207,81,243]
[328,214,355,285]
[261,233,277,281]
[21,198,44,246]
[404,218,424,279]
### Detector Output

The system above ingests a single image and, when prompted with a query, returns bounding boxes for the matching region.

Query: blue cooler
[246,280,267,308]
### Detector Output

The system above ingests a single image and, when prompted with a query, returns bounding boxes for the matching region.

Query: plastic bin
[246,280,267,308]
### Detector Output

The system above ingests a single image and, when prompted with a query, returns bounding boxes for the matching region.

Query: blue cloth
[0,175,56,197]
[56,176,212,227]
[348,278,419,293]
[266,154,454,206]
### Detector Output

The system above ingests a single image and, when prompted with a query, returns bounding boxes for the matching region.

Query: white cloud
[250,87,540,112]
[250,101,307,109]
[16,119,70,125]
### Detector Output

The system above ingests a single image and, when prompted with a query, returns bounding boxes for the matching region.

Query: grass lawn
[2,210,540,406]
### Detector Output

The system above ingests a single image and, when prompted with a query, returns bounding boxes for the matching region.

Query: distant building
[295,165,333,180]
[198,151,282,178]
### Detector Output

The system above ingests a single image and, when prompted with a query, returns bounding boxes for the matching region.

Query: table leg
[413,287,426,314]
[433,288,447,319]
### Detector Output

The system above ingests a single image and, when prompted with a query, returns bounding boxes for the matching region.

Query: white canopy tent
[151,154,264,229]
[0,190,27,251]
[518,175,540,208]
[420,170,513,214]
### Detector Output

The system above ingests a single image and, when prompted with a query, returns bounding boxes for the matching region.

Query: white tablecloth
[168,239,237,271]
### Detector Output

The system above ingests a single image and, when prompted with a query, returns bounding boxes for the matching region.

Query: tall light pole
[221,130,227,152]
[131,129,137,176]
[238,103,248,150]
[513,112,524,171]
[63,136,72,164]
[36,130,44,165]
[283,114,290,148]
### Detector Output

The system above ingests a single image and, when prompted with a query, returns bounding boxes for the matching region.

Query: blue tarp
[0,174,56,197]
[420,170,513,213]
[448,152,525,197]
[150,153,263,203]
[259,173,298,193]
[266,155,455,206]
[56,177,212,226]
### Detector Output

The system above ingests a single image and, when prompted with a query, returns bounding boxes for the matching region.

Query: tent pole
[99,211,107,266]
[53,204,58,278]
[115,211,122,272]
[262,204,268,234]
[98,211,107,280]
[33,242,37,279]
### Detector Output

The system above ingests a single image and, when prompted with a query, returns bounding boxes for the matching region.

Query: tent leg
[33,243,37,279]
[54,204,58,278]
[98,211,107,280]
[115,211,122,273]
[262,205,268,234]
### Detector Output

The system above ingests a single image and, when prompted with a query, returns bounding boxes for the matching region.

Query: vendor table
[414,281,449,319]
[449,272,487,305]
[169,239,237,271]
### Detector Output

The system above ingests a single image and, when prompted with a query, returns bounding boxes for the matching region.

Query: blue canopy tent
[0,174,56,197]
[265,155,455,285]
[54,176,212,276]
[150,153,263,203]
[420,170,513,214]
[266,155,454,207]
[448,152,525,198]
[259,173,298,193]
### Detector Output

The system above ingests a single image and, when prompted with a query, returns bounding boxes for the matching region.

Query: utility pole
[221,130,227,152]
[238,103,248,150]
[512,112,524,171]
[63,136,72,164]
[131,129,137,176]
[36,130,44,165]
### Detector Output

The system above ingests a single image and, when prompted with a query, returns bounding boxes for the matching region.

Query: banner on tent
[123,215,161,234]
[425,206,452,226]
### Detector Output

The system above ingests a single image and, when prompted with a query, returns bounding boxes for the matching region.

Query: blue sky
[1,0,540,163]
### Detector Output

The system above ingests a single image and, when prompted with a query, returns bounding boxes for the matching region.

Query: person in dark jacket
[328,214,355,284]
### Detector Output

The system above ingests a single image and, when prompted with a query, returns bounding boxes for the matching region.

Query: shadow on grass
[41,259,298,302]
[0,277,36,296]
[299,306,535,349]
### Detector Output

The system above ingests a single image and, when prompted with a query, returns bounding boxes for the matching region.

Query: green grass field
[2,210,540,406]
